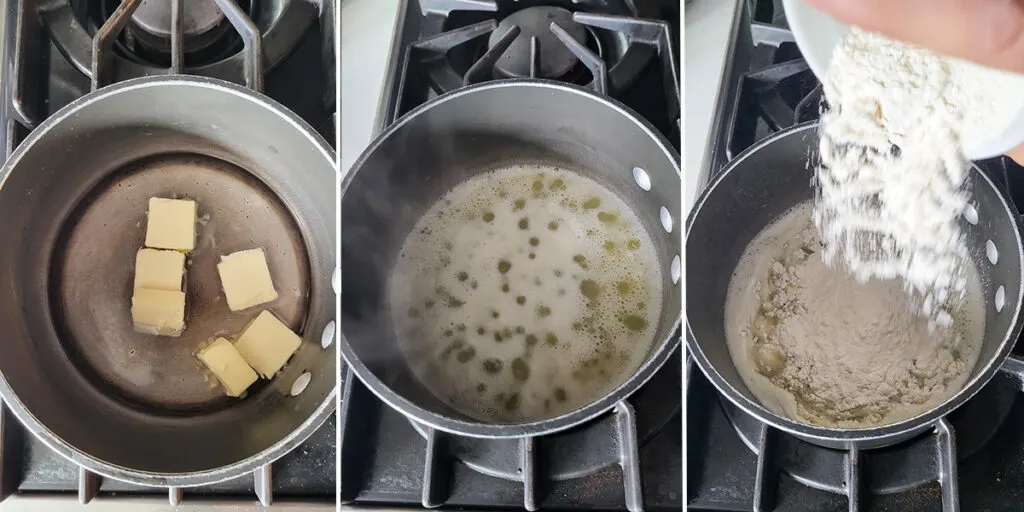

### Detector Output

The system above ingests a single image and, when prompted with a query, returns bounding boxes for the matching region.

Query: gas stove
[686,1,1024,511]
[338,1,681,511]
[0,0,335,507]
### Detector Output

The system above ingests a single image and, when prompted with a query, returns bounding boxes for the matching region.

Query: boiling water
[389,165,663,423]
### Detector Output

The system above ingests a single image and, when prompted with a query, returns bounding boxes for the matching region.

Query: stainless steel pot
[340,80,681,438]
[0,75,337,486]
[686,123,1024,449]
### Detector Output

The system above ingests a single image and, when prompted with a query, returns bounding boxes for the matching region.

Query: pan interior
[52,153,310,412]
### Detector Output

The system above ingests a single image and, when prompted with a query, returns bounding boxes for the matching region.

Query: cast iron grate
[384,0,680,146]
[340,354,682,511]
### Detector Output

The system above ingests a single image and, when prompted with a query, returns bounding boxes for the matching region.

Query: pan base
[50,153,311,413]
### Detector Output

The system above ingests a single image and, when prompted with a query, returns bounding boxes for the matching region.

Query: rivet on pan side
[659,206,673,233]
[963,203,978,225]
[996,285,1006,313]
[632,167,651,191]
[321,320,336,348]
[671,255,681,284]
[290,371,312,396]
[986,240,999,265]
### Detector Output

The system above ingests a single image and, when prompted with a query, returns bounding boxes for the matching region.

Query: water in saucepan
[389,165,662,423]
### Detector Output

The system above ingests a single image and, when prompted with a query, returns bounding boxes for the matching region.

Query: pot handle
[90,0,264,93]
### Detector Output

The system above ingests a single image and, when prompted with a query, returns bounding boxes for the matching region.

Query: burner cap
[488,6,588,79]
[132,0,224,38]
[129,0,228,54]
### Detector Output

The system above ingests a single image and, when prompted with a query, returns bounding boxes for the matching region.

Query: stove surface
[339,1,681,510]
[686,1,1024,511]
[0,0,336,507]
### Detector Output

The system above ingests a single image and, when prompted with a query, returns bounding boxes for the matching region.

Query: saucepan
[340,80,681,438]
[686,123,1024,449]
[0,75,336,486]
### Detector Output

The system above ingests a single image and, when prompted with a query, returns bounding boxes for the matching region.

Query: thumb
[805,0,1024,73]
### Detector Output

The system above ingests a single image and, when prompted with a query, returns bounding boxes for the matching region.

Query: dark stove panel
[687,1,1024,511]
[340,1,681,510]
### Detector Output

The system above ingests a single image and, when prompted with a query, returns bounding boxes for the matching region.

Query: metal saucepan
[687,123,1024,449]
[340,80,681,438]
[0,75,336,486]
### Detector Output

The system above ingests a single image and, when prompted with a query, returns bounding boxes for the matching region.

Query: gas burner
[127,0,230,58]
[40,0,319,87]
[394,1,678,129]
[487,6,588,79]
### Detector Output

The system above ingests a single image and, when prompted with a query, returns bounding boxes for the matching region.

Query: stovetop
[686,1,1024,511]
[0,0,335,506]
[339,1,680,511]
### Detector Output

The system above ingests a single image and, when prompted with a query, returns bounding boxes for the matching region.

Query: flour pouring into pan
[816,28,1024,326]
[724,28,1024,428]
[725,203,986,427]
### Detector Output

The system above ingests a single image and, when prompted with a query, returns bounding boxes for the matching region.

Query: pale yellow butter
[145,198,196,251]
[131,288,186,337]
[235,310,302,378]
[198,337,258,397]
[216,248,278,311]
[134,248,185,291]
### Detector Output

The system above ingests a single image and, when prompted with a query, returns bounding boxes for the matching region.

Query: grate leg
[421,427,450,508]
[615,401,644,512]
[844,446,861,512]
[935,419,960,512]
[753,424,778,512]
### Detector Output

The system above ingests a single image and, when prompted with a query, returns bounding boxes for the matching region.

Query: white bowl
[781,0,1024,160]
[780,0,850,81]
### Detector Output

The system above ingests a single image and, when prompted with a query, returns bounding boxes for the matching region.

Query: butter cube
[235,310,302,378]
[217,248,278,311]
[134,248,185,291]
[198,337,258,397]
[131,288,186,336]
[145,198,196,251]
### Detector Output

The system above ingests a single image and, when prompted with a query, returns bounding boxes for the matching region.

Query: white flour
[725,203,985,428]
[816,28,1024,325]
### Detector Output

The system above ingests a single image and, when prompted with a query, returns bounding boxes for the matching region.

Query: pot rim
[0,75,338,487]
[339,78,682,438]
[685,122,1024,446]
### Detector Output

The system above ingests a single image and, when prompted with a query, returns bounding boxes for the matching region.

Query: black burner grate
[382,0,680,148]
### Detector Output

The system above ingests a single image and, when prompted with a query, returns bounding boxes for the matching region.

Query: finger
[1005,143,1024,164]
[805,0,1024,73]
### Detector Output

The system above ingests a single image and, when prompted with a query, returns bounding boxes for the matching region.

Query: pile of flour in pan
[816,28,1024,326]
